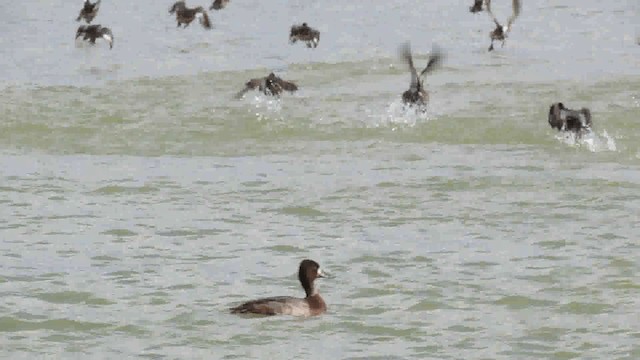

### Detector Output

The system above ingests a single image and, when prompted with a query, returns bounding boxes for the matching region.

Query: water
[1,0,639,358]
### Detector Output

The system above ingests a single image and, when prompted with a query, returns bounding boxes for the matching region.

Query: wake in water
[554,128,617,152]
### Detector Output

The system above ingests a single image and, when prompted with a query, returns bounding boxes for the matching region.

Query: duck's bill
[317,268,331,278]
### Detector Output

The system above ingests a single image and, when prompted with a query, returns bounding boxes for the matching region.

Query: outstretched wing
[399,42,419,91]
[276,78,298,92]
[101,27,113,49]
[197,10,212,29]
[485,0,501,27]
[235,78,263,99]
[506,0,521,32]
[419,45,444,77]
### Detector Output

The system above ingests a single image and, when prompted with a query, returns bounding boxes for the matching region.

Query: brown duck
[210,0,229,10]
[399,42,444,109]
[289,23,320,48]
[469,0,484,13]
[548,103,592,134]
[169,1,212,29]
[486,0,521,51]
[76,0,101,24]
[235,73,298,98]
[75,24,114,49]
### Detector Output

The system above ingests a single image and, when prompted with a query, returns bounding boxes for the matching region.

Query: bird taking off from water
[486,0,521,51]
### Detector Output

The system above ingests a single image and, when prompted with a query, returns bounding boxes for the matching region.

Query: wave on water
[554,129,617,152]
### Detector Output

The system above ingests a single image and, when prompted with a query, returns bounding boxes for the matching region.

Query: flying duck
[75,24,113,49]
[210,0,229,10]
[289,23,320,48]
[548,103,592,134]
[469,0,484,13]
[169,1,212,29]
[399,42,444,110]
[486,0,521,51]
[235,72,298,98]
[76,0,101,24]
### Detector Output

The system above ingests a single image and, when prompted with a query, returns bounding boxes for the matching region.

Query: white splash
[555,129,617,152]
[366,100,431,129]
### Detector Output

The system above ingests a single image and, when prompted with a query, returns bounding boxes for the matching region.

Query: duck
[210,0,229,10]
[235,72,298,98]
[486,0,521,51]
[548,103,592,134]
[399,42,444,110]
[289,23,320,48]
[230,259,328,317]
[469,0,484,13]
[169,1,212,29]
[75,24,114,49]
[76,0,101,24]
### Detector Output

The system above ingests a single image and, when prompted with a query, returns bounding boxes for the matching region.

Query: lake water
[1,0,639,359]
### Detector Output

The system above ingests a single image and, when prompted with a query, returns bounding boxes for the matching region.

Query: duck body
[76,0,101,23]
[235,72,298,98]
[399,42,443,110]
[230,259,327,317]
[548,102,592,134]
[169,1,211,29]
[486,0,521,51]
[76,24,114,49]
[289,23,320,48]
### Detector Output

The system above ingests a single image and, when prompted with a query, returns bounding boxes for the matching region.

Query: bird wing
[485,0,501,27]
[276,78,298,92]
[399,42,419,91]
[419,45,444,77]
[235,78,263,99]
[196,10,212,29]
[506,0,521,32]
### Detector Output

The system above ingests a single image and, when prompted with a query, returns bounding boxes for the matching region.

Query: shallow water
[1,0,640,359]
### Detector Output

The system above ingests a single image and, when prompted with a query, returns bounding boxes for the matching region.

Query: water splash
[250,94,283,122]
[366,100,433,129]
[555,129,617,152]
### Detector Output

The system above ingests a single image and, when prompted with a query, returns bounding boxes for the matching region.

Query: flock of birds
[69,0,629,317]
[74,0,595,158]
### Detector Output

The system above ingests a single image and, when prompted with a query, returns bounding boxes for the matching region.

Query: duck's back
[230,295,324,317]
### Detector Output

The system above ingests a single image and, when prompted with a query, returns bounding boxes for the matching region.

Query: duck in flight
[210,0,229,10]
[469,0,484,13]
[76,0,101,24]
[289,23,320,48]
[169,1,212,29]
[235,72,298,98]
[75,24,114,49]
[399,42,444,110]
[486,0,521,51]
[230,259,328,317]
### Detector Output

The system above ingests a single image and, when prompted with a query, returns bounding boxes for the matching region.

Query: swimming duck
[169,1,212,29]
[75,24,113,49]
[230,259,327,317]
[76,0,101,24]
[469,0,484,13]
[289,23,320,48]
[399,42,444,109]
[235,72,298,98]
[210,0,229,10]
[548,103,592,134]
[486,0,521,51]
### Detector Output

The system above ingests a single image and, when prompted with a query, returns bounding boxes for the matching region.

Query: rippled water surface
[1,0,639,359]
